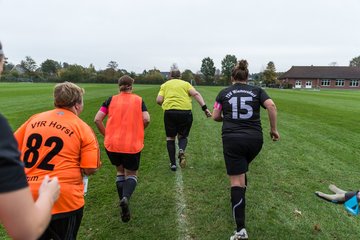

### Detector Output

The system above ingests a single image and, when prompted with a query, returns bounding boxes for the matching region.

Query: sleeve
[79,124,101,169]
[99,96,112,114]
[142,100,148,112]
[157,84,165,96]
[214,92,223,110]
[0,114,28,193]
[186,82,195,92]
[259,88,271,108]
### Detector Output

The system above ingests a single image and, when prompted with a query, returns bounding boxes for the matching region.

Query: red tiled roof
[279,66,360,79]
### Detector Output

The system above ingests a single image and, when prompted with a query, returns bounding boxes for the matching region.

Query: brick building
[279,66,360,89]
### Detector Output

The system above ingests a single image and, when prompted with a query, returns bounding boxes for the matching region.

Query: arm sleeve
[158,85,164,96]
[142,100,148,112]
[259,88,271,108]
[0,114,28,193]
[80,125,101,169]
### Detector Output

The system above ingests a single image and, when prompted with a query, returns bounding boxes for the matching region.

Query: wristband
[201,105,208,111]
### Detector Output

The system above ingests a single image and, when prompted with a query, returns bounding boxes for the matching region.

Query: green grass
[1,83,360,239]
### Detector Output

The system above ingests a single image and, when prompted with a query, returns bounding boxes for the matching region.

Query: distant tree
[200,57,216,85]
[59,64,86,82]
[107,61,119,70]
[62,62,70,68]
[349,56,360,67]
[181,69,194,82]
[20,56,37,72]
[41,59,61,76]
[328,62,338,66]
[143,68,164,83]
[221,54,237,84]
[262,61,278,86]
[170,63,178,71]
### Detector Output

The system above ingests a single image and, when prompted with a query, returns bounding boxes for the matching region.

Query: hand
[39,175,60,203]
[270,130,280,141]
[204,109,212,118]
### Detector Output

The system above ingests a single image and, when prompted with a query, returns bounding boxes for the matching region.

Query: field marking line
[175,169,192,240]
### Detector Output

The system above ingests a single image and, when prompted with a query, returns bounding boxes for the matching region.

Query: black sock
[116,175,125,200]
[167,140,176,165]
[123,176,138,200]
[178,137,188,151]
[231,186,246,231]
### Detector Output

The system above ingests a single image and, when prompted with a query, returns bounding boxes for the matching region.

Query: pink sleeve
[99,106,108,114]
[213,101,222,111]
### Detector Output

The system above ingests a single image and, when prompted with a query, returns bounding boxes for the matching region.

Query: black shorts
[106,149,141,171]
[164,110,193,138]
[222,135,263,175]
[38,207,83,240]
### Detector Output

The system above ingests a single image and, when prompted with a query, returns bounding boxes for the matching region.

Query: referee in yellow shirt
[156,69,211,171]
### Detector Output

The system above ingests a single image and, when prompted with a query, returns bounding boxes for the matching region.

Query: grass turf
[1,83,360,239]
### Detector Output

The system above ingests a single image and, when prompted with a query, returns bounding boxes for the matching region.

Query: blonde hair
[54,81,85,108]
[232,59,249,81]
[118,75,134,91]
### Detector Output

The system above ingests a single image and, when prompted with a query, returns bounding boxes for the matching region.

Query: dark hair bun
[238,60,248,71]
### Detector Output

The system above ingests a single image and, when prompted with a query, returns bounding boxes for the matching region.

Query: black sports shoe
[170,163,177,171]
[120,197,131,222]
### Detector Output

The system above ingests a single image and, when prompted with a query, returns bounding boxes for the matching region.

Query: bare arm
[188,88,212,117]
[212,108,223,122]
[156,95,164,106]
[94,111,106,136]
[263,99,280,141]
[143,111,150,128]
[0,176,59,240]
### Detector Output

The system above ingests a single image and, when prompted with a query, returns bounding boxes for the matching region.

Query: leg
[230,174,247,232]
[177,135,187,168]
[328,184,347,194]
[315,191,345,203]
[115,165,125,200]
[167,137,177,170]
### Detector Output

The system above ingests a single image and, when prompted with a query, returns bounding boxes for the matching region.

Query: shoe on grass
[230,228,248,240]
[178,149,186,168]
[120,197,130,222]
[170,163,177,171]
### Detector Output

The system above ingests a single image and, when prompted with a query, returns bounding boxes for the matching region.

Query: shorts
[164,110,193,138]
[222,135,263,175]
[38,207,84,240]
[106,149,141,171]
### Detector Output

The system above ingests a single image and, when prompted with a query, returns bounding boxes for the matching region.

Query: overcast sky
[1,0,359,73]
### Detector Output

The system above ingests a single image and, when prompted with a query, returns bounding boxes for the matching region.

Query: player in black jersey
[212,60,280,240]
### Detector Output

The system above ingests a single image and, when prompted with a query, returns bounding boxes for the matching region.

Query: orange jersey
[14,108,101,215]
[104,93,144,153]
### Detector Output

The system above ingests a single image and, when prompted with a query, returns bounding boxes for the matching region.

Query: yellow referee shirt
[158,79,194,110]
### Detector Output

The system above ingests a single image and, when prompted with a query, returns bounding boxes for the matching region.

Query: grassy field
[1,82,360,240]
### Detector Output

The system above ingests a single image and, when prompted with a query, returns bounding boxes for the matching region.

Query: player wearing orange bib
[94,75,150,222]
[15,82,101,240]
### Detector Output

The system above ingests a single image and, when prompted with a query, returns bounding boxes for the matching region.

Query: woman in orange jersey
[94,75,150,222]
[0,41,60,240]
[15,81,101,240]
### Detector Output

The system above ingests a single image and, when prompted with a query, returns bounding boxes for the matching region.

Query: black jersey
[0,114,28,193]
[215,83,270,137]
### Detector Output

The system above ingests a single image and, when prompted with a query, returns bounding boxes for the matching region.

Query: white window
[295,80,302,88]
[321,79,331,86]
[305,81,312,88]
[350,80,359,87]
[335,79,345,86]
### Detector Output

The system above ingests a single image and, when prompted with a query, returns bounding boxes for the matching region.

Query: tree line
[2,54,359,86]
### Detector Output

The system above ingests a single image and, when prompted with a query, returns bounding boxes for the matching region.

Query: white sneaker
[230,228,248,240]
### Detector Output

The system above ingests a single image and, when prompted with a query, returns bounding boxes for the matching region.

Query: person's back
[15,108,99,214]
[159,79,193,111]
[105,92,145,153]
[14,81,101,240]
